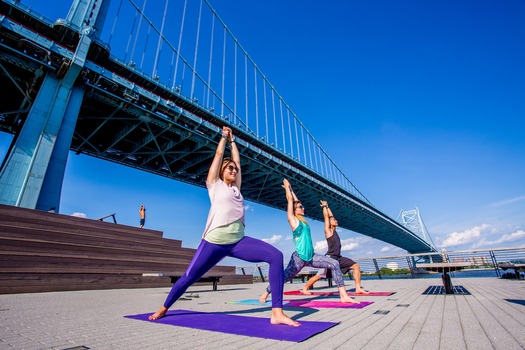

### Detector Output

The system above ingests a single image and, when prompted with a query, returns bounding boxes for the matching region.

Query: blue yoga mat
[124,309,339,342]
[227,299,373,308]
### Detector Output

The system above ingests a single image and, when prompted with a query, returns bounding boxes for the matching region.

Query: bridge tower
[398,208,436,250]
[0,0,110,212]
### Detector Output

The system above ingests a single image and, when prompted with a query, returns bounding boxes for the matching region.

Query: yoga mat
[286,300,373,309]
[124,309,338,342]
[227,299,373,309]
[284,290,395,296]
[225,299,290,306]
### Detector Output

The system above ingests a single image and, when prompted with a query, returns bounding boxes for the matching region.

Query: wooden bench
[295,267,347,288]
[498,263,525,279]
[143,273,222,291]
[417,262,473,294]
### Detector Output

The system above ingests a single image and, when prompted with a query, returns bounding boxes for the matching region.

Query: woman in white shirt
[149,126,299,326]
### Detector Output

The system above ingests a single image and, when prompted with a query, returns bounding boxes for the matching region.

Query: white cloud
[262,234,282,244]
[440,224,491,248]
[485,195,525,208]
[472,229,525,248]
[71,212,87,218]
[341,242,359,252]
[314,240,327,251]
[244,205,254,212]
[313,237,360,254]
[380,246,392,252]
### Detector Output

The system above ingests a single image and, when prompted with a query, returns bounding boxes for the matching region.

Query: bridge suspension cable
[0,0,438,253]
[14,0,371,204]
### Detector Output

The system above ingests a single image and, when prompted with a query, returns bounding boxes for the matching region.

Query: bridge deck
[1,276,523,349]
[0,0,435,254]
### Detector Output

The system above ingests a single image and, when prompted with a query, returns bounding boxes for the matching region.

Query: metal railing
[237,246,525,281]
[97,213,117,223]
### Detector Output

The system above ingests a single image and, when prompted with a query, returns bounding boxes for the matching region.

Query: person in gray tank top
[302,200,370,295]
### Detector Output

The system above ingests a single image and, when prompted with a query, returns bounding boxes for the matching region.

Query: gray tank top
[326,229,342,258]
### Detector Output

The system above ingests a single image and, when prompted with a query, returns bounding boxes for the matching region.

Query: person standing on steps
[139,204,146,228]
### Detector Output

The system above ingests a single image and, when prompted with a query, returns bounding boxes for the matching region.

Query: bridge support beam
[35,86,85,212]
[0,0,109,212]
[0,73,85,211]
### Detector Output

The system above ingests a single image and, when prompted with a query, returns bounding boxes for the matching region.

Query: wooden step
[0,224,183,251]
[0,273,253,294]
[0,204,165,238]
[0,204,252,294]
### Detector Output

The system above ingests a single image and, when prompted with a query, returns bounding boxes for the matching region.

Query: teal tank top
[293,220,314,262]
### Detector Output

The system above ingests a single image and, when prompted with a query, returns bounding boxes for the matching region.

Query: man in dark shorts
[139,204,146,228]
[301,200,369,294]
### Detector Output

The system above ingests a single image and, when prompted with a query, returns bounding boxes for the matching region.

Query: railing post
[257,265,266,283]
[373,259,382,280]
[490,250,500,277]
[406,256,415,278]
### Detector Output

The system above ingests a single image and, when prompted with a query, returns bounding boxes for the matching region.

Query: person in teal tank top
[293,220,314,261]
[260,179,359,304]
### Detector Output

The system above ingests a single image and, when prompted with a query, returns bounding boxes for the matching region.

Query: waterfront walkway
[1,277,524,349]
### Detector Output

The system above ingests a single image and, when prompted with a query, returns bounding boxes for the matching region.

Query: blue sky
[2,0,525,264]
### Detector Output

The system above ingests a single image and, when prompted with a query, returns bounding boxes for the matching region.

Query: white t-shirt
[202,179,245,240]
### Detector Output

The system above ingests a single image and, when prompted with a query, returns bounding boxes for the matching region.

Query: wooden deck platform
[0,276,523,349]
[0,204,251,294]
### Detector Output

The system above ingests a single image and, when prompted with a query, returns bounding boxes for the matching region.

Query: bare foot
[356,288,369,295]
[301,288,312,295]
[149,306,168,320]
[271,308,301,326]
[340,296,360,304]
[259,291,269,304]
[338,287,360,303]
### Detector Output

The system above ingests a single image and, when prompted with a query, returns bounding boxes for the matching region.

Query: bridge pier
[0,0,109,212]
[35,86,86,212]
[0,73,85,211]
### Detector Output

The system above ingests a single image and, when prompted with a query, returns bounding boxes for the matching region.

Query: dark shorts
[325,255,356,276]
[334,256,356,274]
[140,218,145,226]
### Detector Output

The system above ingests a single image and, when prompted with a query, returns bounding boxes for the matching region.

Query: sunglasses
[226,165,239,172]
[296,205,304,210]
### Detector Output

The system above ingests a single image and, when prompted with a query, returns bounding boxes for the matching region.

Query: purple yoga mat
[124,309,339,342]
[286,300,374,308]
[284,290,395,296]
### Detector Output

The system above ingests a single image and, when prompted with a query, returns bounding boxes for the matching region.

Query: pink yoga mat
[284,290,395,296]
[285,300,373,309]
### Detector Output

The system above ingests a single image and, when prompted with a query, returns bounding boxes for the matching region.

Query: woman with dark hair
[149,126,299,326]
[259,179,359,304]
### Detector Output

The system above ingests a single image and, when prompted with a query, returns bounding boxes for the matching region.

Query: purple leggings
[163,236,284,308]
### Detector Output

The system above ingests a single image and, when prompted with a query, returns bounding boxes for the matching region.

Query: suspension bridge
[0,0,436,253]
